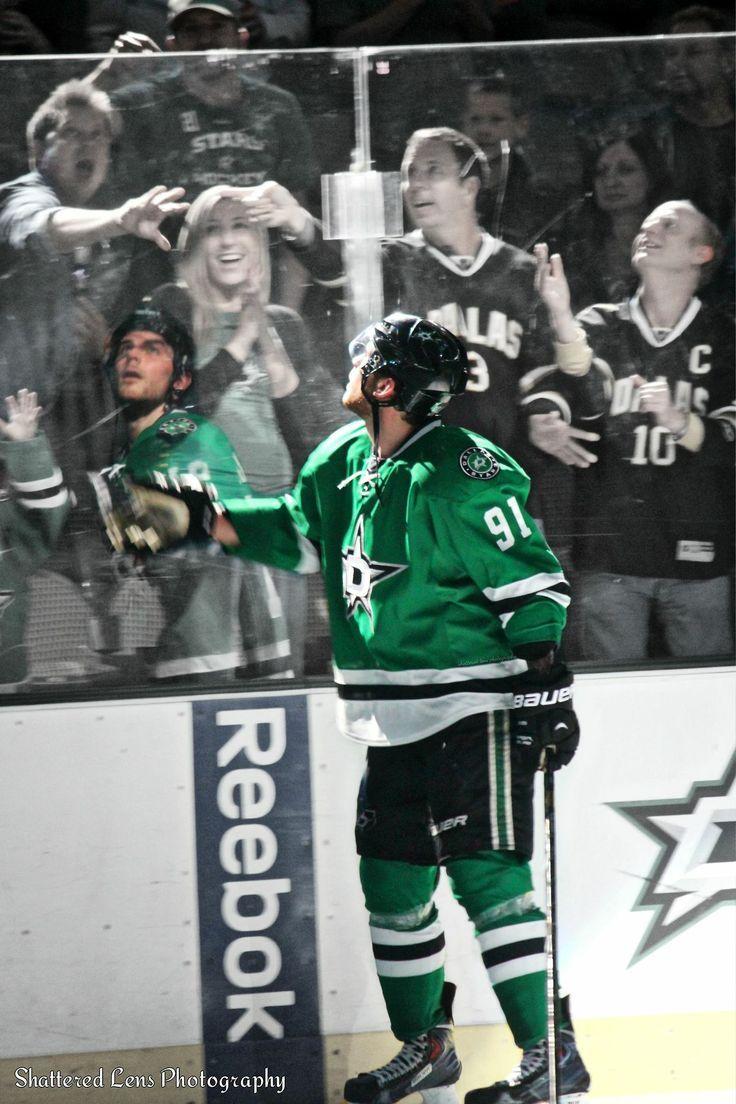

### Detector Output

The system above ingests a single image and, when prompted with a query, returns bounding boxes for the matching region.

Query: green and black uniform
[0,433,70,686]
[222,417,569,1046]
[109,408,290,680]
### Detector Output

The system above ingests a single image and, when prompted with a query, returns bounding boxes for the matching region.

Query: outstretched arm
[84,31,162,90]
[46,185,189,252]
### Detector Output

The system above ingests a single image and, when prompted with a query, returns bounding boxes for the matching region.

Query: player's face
[462,92,525,164]
[632,202,709,275]
[664,28,725,96]
[593,141,649,214]
[114,330,179,405]
[342,361,371,419]
[402,140,475,232]
[202,200,263,294]
[38,105,111,204]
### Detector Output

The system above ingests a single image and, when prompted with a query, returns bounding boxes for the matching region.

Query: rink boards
[0,667,734,1102]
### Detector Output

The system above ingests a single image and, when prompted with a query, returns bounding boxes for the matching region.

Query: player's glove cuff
[91,470,223,553]
[510,661,579,770]
[148,470,224,540]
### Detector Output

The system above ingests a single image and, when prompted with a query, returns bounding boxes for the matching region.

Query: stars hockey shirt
[0,433,70,685]
[521,295,735,579]
[222,419,569,745]
[104,409,290,680]
[381,232,553,455]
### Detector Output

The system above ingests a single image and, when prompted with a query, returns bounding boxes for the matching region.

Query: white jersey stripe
[483,571,567,603]
[630,292,701,347]
[334,658,527,685]
[487,712,500,850]
[10,467,64,492]
[502,711,514,850]
[537,588,571,608]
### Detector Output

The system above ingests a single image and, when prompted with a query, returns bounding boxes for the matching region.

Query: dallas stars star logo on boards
[610,752,736,964]
[342,516,406,622]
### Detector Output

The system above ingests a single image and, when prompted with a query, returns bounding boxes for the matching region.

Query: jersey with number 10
[523,296,735,578]
[223,419,569,745]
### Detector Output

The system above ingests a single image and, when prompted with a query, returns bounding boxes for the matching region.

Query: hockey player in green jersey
[0,389,70,686]
[100,313,589,1103]
[96,305,289,681]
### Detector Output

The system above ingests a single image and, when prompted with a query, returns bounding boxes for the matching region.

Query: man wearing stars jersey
[243,127,552,460]
[129,313,589,1103]
[87,0,316,198]
[384,126,553,459]
[531,201,735,661]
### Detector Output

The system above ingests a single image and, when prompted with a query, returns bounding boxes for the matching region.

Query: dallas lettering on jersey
[427,305,523,359]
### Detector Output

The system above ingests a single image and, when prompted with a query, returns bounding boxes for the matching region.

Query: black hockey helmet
[103,306,194,384]
[350,313,469,419]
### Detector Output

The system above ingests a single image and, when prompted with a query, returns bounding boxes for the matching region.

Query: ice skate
[343,1023,462,1104]
[464,1021,589,1104]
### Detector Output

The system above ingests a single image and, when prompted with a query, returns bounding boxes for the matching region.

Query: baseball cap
[168,0,240,26]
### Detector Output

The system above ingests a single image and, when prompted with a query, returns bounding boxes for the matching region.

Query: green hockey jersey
[107,409,290,680]
[223,419,569,745]
[118,409,248,497]
[0,433,70,686]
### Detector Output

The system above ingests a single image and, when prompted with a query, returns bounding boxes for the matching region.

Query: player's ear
[512,111,530,141]
[694,243,714,266]
[173,370,192,395]
[371,374,397,402]
[462,174,480,205]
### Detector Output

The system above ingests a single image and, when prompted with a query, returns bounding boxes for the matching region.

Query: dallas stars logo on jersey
[459,446,500,480]
[342,516,406,622]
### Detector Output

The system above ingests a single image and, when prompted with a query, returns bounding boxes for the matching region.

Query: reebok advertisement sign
[192,695,324,1103]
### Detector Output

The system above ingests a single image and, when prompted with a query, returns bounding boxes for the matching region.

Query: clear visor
[348,327,377,363]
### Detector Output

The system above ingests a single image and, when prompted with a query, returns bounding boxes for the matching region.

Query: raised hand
[0,389,42,442]
[221,181,310,237]
[528,411,599,467]
[534,243,573,318]
[633,374,687,434]
[117,186,189,251]
[109,31,162,55]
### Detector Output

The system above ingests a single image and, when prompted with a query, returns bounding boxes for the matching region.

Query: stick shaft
[544,762,561,1104]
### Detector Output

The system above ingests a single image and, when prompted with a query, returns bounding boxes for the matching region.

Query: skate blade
[342,1088,460,1104]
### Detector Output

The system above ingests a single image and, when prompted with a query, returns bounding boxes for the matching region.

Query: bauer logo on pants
[192,695,324,1103]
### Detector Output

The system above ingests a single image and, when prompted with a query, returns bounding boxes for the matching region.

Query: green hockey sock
[447,851,546,1050]
[360,857,447,1040]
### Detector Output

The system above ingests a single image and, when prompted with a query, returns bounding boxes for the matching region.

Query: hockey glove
[509,661,580,770]
[90,470,223,553]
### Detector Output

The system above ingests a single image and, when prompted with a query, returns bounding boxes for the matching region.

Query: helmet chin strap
[369,401,382,468]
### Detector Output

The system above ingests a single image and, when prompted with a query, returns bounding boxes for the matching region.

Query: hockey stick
[542,751,561,1104]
